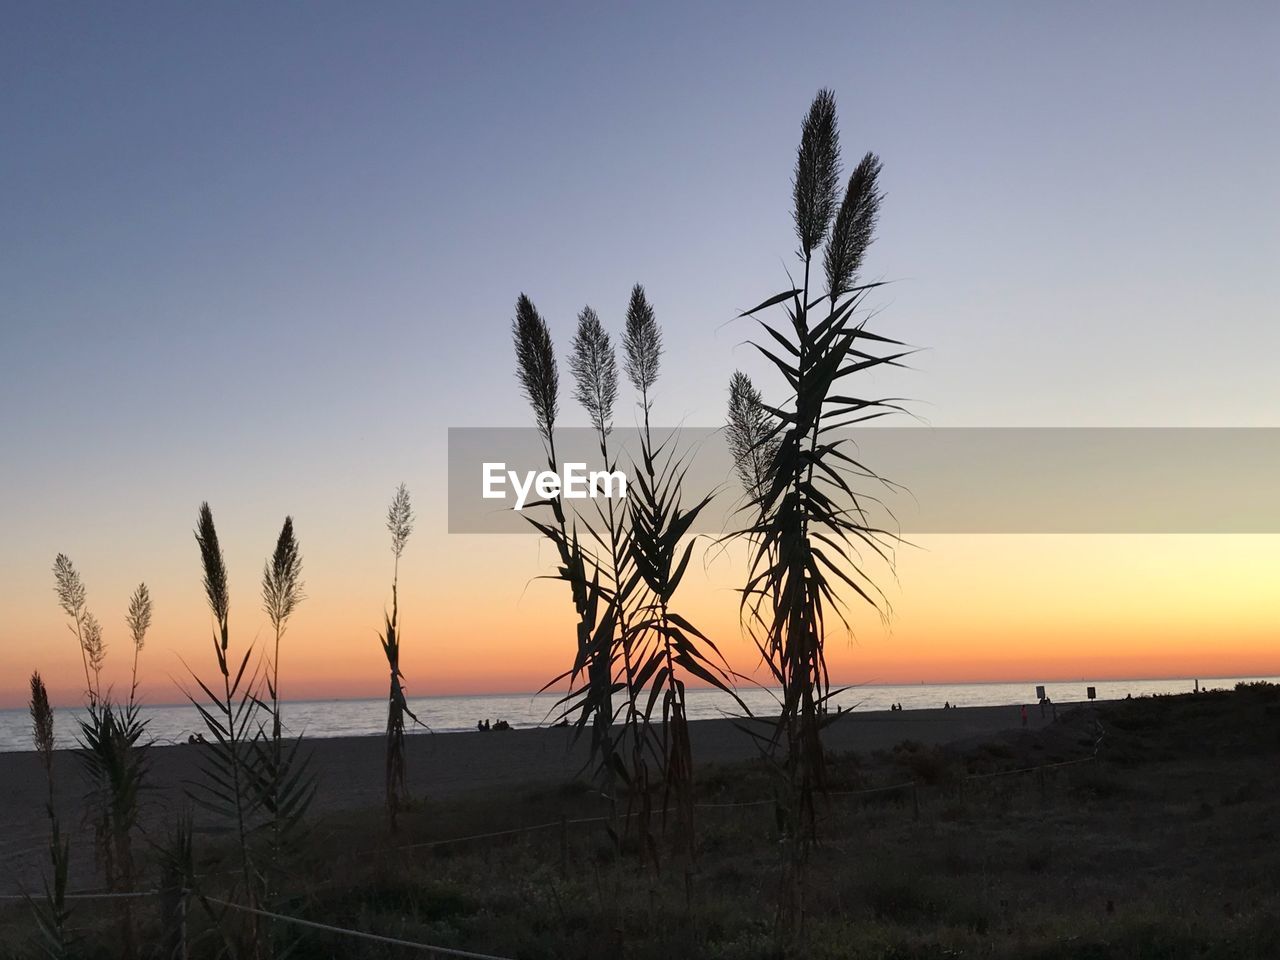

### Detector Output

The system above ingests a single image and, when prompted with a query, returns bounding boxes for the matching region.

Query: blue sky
[1,1,1277,702]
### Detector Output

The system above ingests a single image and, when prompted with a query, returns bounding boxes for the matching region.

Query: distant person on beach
[1021,704,1028,727]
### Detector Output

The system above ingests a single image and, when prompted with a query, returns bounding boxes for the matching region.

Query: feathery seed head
[793,89,842,258]
[29,671,55,762]
[263,516,305,629]
[824,151,883,300]
[623,284,662,400]
[195,502,230,631]
[82,611,106,678]
[53,553,86,622]
[127,582,152,653]
[387,484,413,560]
[570,305,619,438]
[726,371,780,498]
[512,294,559,442]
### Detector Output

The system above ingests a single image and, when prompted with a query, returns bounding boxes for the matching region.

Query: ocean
[2,675,1274,753]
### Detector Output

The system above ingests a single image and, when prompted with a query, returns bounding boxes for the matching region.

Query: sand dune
[0,702,1058,892]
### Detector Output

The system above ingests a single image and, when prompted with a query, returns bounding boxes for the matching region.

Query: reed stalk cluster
[14,85,907,958]
[513,285,738,863]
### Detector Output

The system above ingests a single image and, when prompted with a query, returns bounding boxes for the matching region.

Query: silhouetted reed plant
[514,296,620,788]
[262,517,303,742]
[566,301,670,852]
[188,503,265,955]
[26,671,73,959]
[156,810,196,960]
[621,285,738,858]
[183,506,315,957]
[728,88,908,931]
[381,483,421,833]
[255,516,315,869]
[51,555,151,958]
[514,288,737,862]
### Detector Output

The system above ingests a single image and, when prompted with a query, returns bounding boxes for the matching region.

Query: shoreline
[3,671,1263,716]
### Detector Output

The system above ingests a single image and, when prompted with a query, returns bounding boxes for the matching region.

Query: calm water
[3,675,1274,753]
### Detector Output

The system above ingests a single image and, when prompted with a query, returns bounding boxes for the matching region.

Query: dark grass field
[4,683,1279,959]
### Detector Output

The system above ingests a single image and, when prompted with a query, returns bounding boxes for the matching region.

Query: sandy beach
[0,702,1058,893]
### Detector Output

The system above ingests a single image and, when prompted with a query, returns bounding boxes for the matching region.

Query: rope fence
[202,897,517,960]
[0,888,162,903]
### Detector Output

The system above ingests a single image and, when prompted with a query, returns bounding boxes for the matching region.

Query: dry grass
[6,686,1278,959]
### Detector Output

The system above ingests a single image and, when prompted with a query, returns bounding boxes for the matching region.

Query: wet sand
[0,702,1058,892]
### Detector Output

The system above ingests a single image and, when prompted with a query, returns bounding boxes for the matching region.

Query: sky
[1,1,1277,708]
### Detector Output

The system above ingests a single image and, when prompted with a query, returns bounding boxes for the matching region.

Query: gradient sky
[2,2,1277,708]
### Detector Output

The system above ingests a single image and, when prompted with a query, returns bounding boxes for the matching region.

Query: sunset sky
[2,2,1277,708]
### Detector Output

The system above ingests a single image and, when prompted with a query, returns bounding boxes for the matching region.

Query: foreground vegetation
[4,684,1278,959]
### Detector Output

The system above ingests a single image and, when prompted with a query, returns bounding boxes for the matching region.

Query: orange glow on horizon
[3,534,1276,710]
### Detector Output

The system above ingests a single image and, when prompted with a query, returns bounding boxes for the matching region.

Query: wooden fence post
[559,815,568,879]
[175,888,189,960]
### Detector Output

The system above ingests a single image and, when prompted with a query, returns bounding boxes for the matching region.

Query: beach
[0,702,1057,893]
